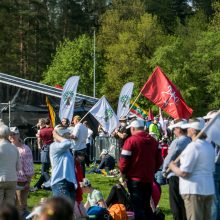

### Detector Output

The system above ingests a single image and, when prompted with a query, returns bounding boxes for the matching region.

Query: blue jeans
[52,179,76,204]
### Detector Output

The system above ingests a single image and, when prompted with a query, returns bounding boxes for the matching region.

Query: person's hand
[120,173,127,182]
[168,160,176,171]
[162,171,167,178]
[24,182,30,190]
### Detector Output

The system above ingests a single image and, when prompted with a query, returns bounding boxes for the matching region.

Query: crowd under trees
[0,0,219,116]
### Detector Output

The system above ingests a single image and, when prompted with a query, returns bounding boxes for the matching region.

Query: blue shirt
[162,135,191,178]
[50,139,77,188]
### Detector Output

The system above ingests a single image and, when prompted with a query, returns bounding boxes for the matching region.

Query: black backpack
[153,208,165,220]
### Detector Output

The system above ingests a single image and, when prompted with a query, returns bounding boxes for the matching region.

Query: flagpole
[165,109,220,174]
[79,110,91,123]
[126,91,142,116]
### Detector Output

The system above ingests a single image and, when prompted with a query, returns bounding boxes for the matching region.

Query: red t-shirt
[161,143,169,158]
[75,160,83,202]
[39,127,53,145]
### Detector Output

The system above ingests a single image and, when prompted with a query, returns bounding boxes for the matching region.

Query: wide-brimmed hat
[126,119,145,129]
[203,110,218,120]
[10,127,19,134]
[181,118,205,131]
[168,120,187,130]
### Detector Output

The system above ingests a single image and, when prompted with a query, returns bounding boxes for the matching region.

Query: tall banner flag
[46,96,59,127]
[89,96,119,134]
[141,67,193,119]
[117,82,134,118]
[148,109,154,121]
[159,108,167,136]
[204,110,220,146]
[59,76,79,122]
[130,102,148,119]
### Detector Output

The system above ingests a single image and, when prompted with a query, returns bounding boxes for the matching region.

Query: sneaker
[29,186,38,192]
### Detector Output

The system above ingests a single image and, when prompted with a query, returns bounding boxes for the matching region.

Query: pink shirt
[17,144,34,182]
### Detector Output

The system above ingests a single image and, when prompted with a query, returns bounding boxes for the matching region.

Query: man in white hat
[169,118,215,220]
[203,110,220,220]
[119,119,163,219]
[162,119,191,220]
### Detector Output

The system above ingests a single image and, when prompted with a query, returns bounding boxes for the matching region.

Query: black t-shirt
[117,125,131,149]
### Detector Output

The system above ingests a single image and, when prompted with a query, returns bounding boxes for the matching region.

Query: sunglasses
[10,133,18,136]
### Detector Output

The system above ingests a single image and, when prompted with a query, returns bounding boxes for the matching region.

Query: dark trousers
[168,176,187,220]
[75,148,86,178]
[127,179,153,220]
[85,143,91,166]
[34,162,50,189]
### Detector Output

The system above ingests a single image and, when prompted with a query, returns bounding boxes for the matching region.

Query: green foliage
[43,35,104,96]
[149,10,220,116]
[98,0,166,109]
[144,0,192,33]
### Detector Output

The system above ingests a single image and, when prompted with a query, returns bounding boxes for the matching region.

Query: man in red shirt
[119,119,163,220]
[31,118,53,191]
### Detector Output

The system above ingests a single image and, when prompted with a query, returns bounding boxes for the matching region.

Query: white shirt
[179,139,215,195]
[71,123,88,151]
[86,128,93,145]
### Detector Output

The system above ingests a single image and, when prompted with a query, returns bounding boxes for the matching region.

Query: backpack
[153,207,165,220]
[108,204,128,220]
[87,206,112,220]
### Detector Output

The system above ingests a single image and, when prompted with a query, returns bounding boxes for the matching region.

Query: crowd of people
[0,109,219,220]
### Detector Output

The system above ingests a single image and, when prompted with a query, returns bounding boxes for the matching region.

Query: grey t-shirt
[87,189,104,206]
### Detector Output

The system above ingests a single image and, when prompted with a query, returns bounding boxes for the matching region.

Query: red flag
[148,109,154,120]
[141,67,193,119]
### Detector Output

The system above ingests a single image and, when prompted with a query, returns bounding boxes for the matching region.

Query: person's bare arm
[97,199,107,208]
[53,130,67,142]
[169,161,189,178]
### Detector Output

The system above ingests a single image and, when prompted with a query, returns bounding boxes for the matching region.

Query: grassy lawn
[28,164,173,219]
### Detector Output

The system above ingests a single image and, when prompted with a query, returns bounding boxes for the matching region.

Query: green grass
[28,164,173,219]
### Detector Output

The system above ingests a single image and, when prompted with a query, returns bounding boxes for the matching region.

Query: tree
[149,11,220,116]
[98,0,166,108]
[0,0,55,81]
[143,0,192,33]
[42,35,104,96]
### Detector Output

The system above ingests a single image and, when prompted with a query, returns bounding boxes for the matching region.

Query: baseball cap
[81,178,91,187]
[126,119,145,129]
[119,116,127,121]
[168,120,187,130]
[181,118,205,131]
[10,127,19,134]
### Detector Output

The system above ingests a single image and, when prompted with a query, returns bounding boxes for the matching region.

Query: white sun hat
[126,119,145,129]
[181,118,205,131]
